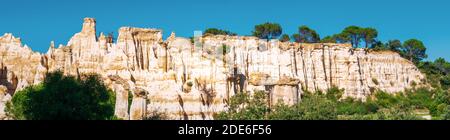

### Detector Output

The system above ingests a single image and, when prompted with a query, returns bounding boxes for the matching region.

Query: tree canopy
[6,71,116,120]
[248,23,430,66]
[368,38,427,64]
[400,39,427,63]
[320,35,336,43]
[204,28,237,36]
[293,25,320,43]
[386,40,402,51]
[252,22,282,40]
[370,39,400,51]
[279,34,290,42]
[362,27,378,48]
[328,26,379,48]
[341,26,363,47]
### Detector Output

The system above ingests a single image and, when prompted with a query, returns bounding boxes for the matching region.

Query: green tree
[338,106,422,120]
[400,39,427,63]
[252,22,282,40]
[434,58,450,75]
[418,61,447,88]
[268,94,338,120]
[293,25,320,43]
[292,34,300,43]
[320,35,337,43]
[334,33,351,43]
[267,103,297,120]
[340,26,378,48]
[370,40,399,52]
[204,28,237,36]
[386,40,402,52]
[442,105,450,120]
[279,34,290,42]
[342,26,363,47]
[214,91,269,120]
[6,71,116,120]
[441,75,450,90]
[371,40,391,51]
[362,27,378,48]
[296,93,338,120]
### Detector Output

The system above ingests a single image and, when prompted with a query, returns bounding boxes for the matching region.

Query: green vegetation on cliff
[215,87,450,120]
[216,55,450,120]
[204,28,237,36]
[252,22,283,40]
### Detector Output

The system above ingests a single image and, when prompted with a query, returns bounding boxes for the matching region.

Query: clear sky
[1,0,449,61]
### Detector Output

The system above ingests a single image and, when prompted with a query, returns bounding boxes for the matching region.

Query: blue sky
[1,0,449,60]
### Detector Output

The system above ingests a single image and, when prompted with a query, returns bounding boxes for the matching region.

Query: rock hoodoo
[0,18,424,120]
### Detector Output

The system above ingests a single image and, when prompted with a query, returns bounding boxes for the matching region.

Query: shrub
[215,91,269,120]
[441,75,450,90]
[270,93,338,120]
[372,78,379,85]
[371,90,401,108]
[268,103,297,120]
[336,99,372,115]
[296,94,338,120]
[6,71,115,120]
[442,105,450,120]
[186,81,193,87]
[339,106,422,120]
[403,88,433,109]
[374,106,422,120]
[325,86,344,101]
[216,86,445,120]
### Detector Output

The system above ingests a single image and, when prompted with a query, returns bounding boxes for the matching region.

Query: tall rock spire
[46,41,55,55]
[81,17,96,36]
[67,17,97,47]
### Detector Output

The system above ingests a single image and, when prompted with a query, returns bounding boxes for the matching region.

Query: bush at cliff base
[5,71,115,120]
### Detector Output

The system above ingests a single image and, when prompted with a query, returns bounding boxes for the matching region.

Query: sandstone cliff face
[0,18,424,120]
[0,33,47,94]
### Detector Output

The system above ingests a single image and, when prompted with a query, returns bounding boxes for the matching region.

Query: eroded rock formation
[0,18,425,120]
[0,85,11,119]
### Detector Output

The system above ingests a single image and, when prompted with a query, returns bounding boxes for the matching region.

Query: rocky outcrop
[0,18,425,120]
[0,85,11,119]
[0,33,46,94]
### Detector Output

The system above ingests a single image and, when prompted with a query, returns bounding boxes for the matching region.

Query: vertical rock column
[108,75,132,120]
[130,88,148,120]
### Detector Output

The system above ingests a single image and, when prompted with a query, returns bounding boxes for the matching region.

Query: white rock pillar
[113,83,129,120]
[129,88,148,120]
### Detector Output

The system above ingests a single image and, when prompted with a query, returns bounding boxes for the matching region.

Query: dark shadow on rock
[0,65,18,95]
[177,94,188,120]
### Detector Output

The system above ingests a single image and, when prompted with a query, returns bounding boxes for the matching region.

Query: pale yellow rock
[130,88,148,120]
[0,85,10,119]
